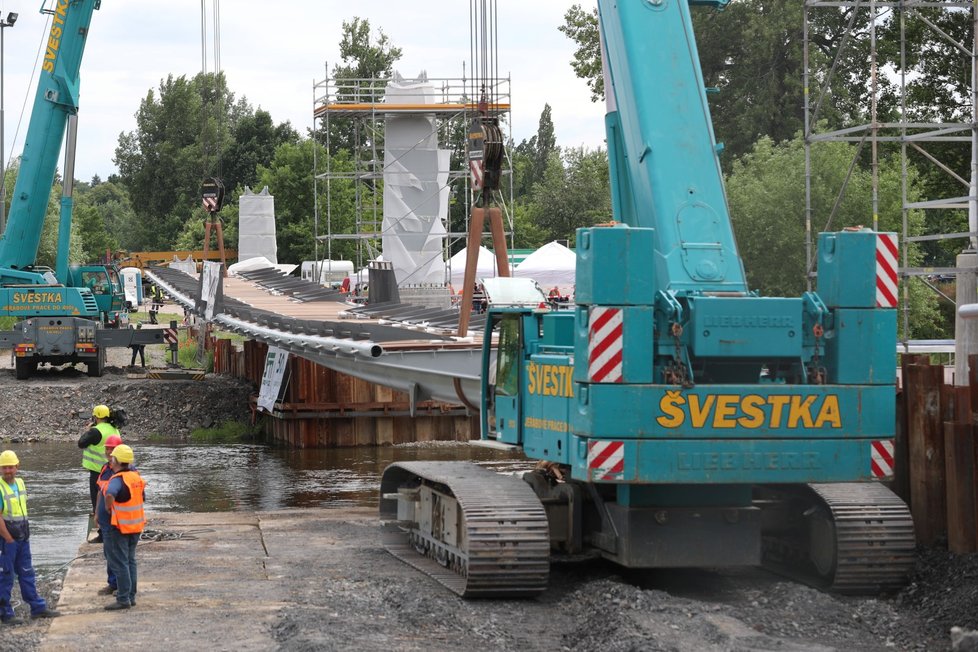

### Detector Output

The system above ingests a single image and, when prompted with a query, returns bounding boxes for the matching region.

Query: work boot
[30,609,60,619]
[97,585,116,596]
[104,602,130,611]
[89,533,103,544]
[1,616,22,625]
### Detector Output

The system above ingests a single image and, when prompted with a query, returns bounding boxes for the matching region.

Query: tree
[558,2,887,163]
[222,109,299,192]
[513,104,559,199]
[558,5,603,102]
[523,147,612,245]
[322,18,404,156]
[114,72,295,251]
[76,181,139,252]
[241,140,365,265]
[726,136,943,338]
[73,203,117,262]
[334,17,402,81]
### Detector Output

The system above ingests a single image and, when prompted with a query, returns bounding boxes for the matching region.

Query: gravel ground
[268,518,974,652]
[0,344,976,651]
[0,343,254,441]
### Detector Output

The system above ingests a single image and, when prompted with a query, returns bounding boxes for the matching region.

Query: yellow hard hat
[112,444,134,464]
[93,405,111,419]
[0,450,19,467]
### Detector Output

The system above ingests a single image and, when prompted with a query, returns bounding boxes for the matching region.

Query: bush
[189,420,260,444]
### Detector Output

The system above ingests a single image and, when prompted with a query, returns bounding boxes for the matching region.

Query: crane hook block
[201,177,225,214]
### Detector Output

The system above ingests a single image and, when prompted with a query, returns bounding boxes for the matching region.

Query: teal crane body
[480,0,897,532]
[0,0,99,320]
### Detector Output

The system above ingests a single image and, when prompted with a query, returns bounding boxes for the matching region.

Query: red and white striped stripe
[870,440,894,478]
[470,160,484,190]
[203,196,218,212]
[588,307,623,383]
[588,441,624,480]
[876,234,898,308]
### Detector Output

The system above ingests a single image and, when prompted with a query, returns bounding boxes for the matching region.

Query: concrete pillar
[955,251,978,385]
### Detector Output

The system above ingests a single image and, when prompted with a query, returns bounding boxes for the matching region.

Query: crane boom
[0,0,97,280]
[600,0,746,294]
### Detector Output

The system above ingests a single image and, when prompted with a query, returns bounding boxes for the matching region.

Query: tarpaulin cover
[382,72,448,285]
[238,186,278,264]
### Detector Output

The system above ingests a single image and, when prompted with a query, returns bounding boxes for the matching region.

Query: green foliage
[73,203,117,262]
[114,72,295,251]
[189,420,259,444]
[76,180,138,253]
[522,147,612,245]
[513,104,559,198]
[559,6,603,102]
[726,136,943,338]
[325,18,404,157]
[254,141,362,264]
[334,17,402,80]
[177,332,212,372]
[558,2,886,163]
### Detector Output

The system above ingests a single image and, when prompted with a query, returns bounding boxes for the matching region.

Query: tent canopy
[513,241,576,291]
[448,245,503,289]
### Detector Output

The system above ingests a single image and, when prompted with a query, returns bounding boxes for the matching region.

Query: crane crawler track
[762,482,916,594]
[380,461,550,598]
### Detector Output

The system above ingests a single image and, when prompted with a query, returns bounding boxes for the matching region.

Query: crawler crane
[379,0,915,597]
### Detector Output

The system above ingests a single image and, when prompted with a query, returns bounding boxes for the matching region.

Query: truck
[0,0,161,379]
[378,0,915,597]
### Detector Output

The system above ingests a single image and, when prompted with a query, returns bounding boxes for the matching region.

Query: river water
[9,442,526,570]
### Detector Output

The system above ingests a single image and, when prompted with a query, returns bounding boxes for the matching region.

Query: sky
[0,0,606,183]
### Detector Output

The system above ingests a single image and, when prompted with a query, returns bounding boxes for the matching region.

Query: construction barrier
[898,354,978,552]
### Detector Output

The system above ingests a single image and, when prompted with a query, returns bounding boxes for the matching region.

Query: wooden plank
[944,421,977,553]
[906,363,947,546]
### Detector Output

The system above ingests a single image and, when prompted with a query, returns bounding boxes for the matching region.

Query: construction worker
[95,435,124,597]
[78,405,120,544]
[102,445,146,610]
[128,323,146,368]
[148,285,163,325]
[0,450,60,623]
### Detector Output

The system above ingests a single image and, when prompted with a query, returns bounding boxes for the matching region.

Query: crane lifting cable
[459,0,509,336]
[199,0,227,273]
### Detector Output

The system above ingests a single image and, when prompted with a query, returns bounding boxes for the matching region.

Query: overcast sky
[0,0,605,183]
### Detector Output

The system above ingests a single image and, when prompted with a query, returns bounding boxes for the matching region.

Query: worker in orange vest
[95,435,124,598]
[102,445,146,611]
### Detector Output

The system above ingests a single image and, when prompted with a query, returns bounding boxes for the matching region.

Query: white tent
[514,241,576,292]
[448,246,503,290]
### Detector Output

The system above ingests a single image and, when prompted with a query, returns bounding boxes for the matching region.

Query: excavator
[0,0,161,378]
[378,0,915,597]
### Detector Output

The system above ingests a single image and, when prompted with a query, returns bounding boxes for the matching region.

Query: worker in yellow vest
[102,445,146,610]
[78,405,120,544]
[0,450,60,623]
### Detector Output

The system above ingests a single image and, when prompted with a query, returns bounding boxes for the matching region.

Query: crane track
[762,482,916,594]
[379,461,550,598]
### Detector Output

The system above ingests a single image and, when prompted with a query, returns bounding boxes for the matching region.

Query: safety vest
[108,470,146,535]
[96,465,113,494]
[0,478,27,523]
[82,422,120,473]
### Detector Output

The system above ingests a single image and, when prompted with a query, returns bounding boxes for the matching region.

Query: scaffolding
[803,1,977,342]
[311,74,514,291]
